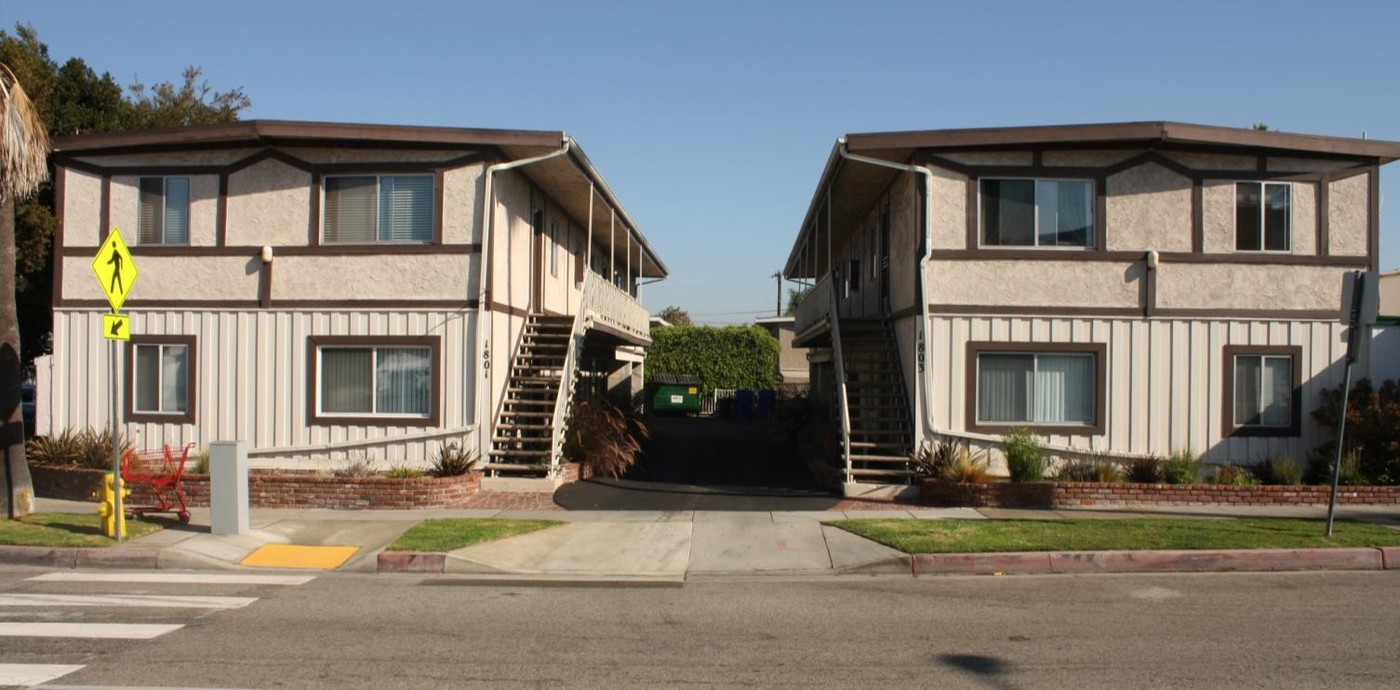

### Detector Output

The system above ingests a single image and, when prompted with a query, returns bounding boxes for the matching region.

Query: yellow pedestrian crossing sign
[102,313,130,341]
[91,227,138,312]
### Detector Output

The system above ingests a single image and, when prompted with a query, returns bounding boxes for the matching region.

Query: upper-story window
[1235,182,1291,252]
[980,178,1094,248]
[138,177,190,244]
[323,175,433,243]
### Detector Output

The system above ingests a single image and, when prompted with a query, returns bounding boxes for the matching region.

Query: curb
[377,551,446,573]
[912,547,1390,576]
[0,545,161,569]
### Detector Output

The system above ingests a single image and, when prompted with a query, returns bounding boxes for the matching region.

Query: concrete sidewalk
[6,497,1399,581]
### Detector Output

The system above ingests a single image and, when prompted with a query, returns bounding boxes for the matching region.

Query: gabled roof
[53,120,667,278]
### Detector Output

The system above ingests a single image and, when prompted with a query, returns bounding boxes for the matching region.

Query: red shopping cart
[121,443,196,524]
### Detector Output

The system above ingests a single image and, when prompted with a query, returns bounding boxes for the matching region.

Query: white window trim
[320,173,435,244]
[315,345,433,420]
[977,177,1097,250]
[137,176,191,246]
[1232,180,1293,253]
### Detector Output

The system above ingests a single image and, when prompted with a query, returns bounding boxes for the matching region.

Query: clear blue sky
[7,0,1399,323]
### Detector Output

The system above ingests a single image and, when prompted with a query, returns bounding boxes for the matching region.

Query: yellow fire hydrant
[96,472,129,538]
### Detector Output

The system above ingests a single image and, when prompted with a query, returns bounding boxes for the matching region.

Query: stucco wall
[60,168,104,246]
[64,255,260,301]
[1328,173,1369,256]
[1267,157,1360,173]
[1155,264,1345,311]
[928,260,1140,308]
[72,149,260,167]
[1201,180,1234,254]
[442,164,484,244]
[1043,150,1143,167]
[1105,163,1192,252]
[226,159,313,247]
[927,165,967,250]
[275,255,471,301]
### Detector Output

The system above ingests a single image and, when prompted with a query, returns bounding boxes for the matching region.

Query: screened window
[318,346,432,418]
[1232,354,1293,429]
[977,352,1096,426]
[1235,182,1291,252]
[138,177,190,244]
[323,175,433,243]
[981,179,1094,248]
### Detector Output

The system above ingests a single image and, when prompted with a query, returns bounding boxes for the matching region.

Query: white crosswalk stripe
[0,622,184,639]
[28,572,318,586]
[0,593,258,609]
[0,663,87,686]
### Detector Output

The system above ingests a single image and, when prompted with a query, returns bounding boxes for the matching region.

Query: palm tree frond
[0,62,52,203]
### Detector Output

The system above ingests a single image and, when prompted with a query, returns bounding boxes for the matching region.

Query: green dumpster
[651,373,702,414]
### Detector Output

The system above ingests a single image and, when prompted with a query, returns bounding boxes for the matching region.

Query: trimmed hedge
[646,325,779,394]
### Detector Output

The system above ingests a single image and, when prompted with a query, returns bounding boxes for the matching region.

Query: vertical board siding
[928,314,1349,461]
[48,308,478,466]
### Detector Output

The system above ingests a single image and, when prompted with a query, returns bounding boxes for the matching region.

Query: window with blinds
[138,177,190,244]
[318,346,432,418]
[324,175,433,243]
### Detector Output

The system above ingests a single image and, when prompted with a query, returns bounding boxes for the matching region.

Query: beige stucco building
[783,122,1399,491]
[37,120,666,483]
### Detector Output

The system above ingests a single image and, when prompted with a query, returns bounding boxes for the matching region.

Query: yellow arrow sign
[102,313,130,341]
[91,227,138,312]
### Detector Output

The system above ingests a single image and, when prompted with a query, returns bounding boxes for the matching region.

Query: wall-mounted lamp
[1145,250,1159,270]
[260,245,274,263]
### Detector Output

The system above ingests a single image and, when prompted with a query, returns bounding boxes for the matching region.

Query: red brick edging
[921,479,1400,508]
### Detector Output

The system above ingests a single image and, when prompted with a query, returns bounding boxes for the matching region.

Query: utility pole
[772,272,782,317]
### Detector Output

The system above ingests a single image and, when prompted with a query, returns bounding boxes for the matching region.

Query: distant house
[38,120,667,487]
[1380,269,1400,323]
[753,316,810,384]
[782,122,1399,493]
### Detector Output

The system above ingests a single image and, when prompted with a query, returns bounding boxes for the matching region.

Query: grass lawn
[0,513,171,548]
[827,518,1400,554]
[386,518,563,552]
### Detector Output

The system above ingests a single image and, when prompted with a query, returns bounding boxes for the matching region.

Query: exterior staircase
[839,319,915,484]
[486,314,574,477]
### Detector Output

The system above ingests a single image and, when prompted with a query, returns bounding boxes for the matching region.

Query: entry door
[530,209,545,311]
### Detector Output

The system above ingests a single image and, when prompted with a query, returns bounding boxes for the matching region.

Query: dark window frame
[1234,180,1292,253]
[978,177,1097,249]
[965,341,1107,436]
[137,176,191,245]
[125,334,197,425]
[1222,344,1302,438]
[306,335,442,427]
[321,173,436,245]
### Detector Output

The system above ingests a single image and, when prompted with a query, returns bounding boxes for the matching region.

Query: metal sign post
[91,228,138,542]
[1326,271,1366,537]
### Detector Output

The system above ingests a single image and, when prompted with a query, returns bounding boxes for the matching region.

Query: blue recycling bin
[757,389,776,418]
[734,389,754,419]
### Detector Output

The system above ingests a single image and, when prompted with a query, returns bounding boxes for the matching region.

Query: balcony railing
[582,275,651,345]
[793,274,834,338]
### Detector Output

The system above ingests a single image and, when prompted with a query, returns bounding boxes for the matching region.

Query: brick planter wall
[921,479,1400,508]
[560,462,594,484]
[30,465,483,510]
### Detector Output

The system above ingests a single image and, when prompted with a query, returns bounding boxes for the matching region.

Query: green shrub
[1054,454,1124,483]
[427,442,478,478]
[191,450,210,475]
[940,446,992,484]
[1162,450,1202,485]
[1310,379,1400,485]
[1210,464,1259,486]
[1001,428,1047,482]
[25,428,132,469]
[1250,456,1302,485]
[646,325,780,394]
[1126,456,1165,483]
[1307,447,1370,486]
[385,464,425,479]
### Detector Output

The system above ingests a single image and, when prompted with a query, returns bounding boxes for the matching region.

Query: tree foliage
[656,306,691,327]
[1310,378,1400,485]
[646,325,779,394]
[0,23,251,366]
[784,286,811,316]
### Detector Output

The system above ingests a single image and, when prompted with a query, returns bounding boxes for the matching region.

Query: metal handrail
[827,279,852,484]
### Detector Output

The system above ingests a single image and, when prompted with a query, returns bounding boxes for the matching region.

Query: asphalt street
[2,567,1396,689]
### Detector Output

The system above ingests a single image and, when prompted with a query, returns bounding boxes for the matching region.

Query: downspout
[836,139,937,446]
[474,137,573,461]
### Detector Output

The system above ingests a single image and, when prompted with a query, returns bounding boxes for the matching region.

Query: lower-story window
[1223,345,1300,437]
[127,335,197,424]
[967,342,1105,435]
[308,336,440,426]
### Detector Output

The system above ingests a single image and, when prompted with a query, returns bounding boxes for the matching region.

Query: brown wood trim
[964,340,1107,437]
[1221,344,1302,438]
[932,304,1142,318]
[216,173,228,246]
[259,261,273,309]
[491,302,531,319]
[1191,180,1204,253]
[53,167,67,307]
[917,149,1374,185]
[99,176,110,241]
[308,172,322,246]
[1368,168,1380,272]
[53,120,560,154]
[1094,176,1107,251]
[1031,150,1042,167]
[1317,180,1329,257]
[61,243,480,257]
[1154,307,1341,320]
[306,335,442,428]
[433,169,445,245]
[925,248,1368,268]
[61,299,480,310]
[1157,251,1367,267]
[888,304,922,321]
[61,148,493,178]
[1256,155,1267,172]
[1144,264,1157,318]
[125,335,198,425]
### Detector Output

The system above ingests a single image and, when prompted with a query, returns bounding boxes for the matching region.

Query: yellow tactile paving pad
[240,544,360,570]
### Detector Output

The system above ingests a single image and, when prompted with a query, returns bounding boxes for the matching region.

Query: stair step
[849,453,912,462]
[497,423,552,431]
[849,441,909,450]
[488,450,553,458]
[849,468,919,478]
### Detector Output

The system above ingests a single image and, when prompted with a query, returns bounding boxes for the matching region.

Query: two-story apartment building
[36,120,666,483]
[783,122,1398,494]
